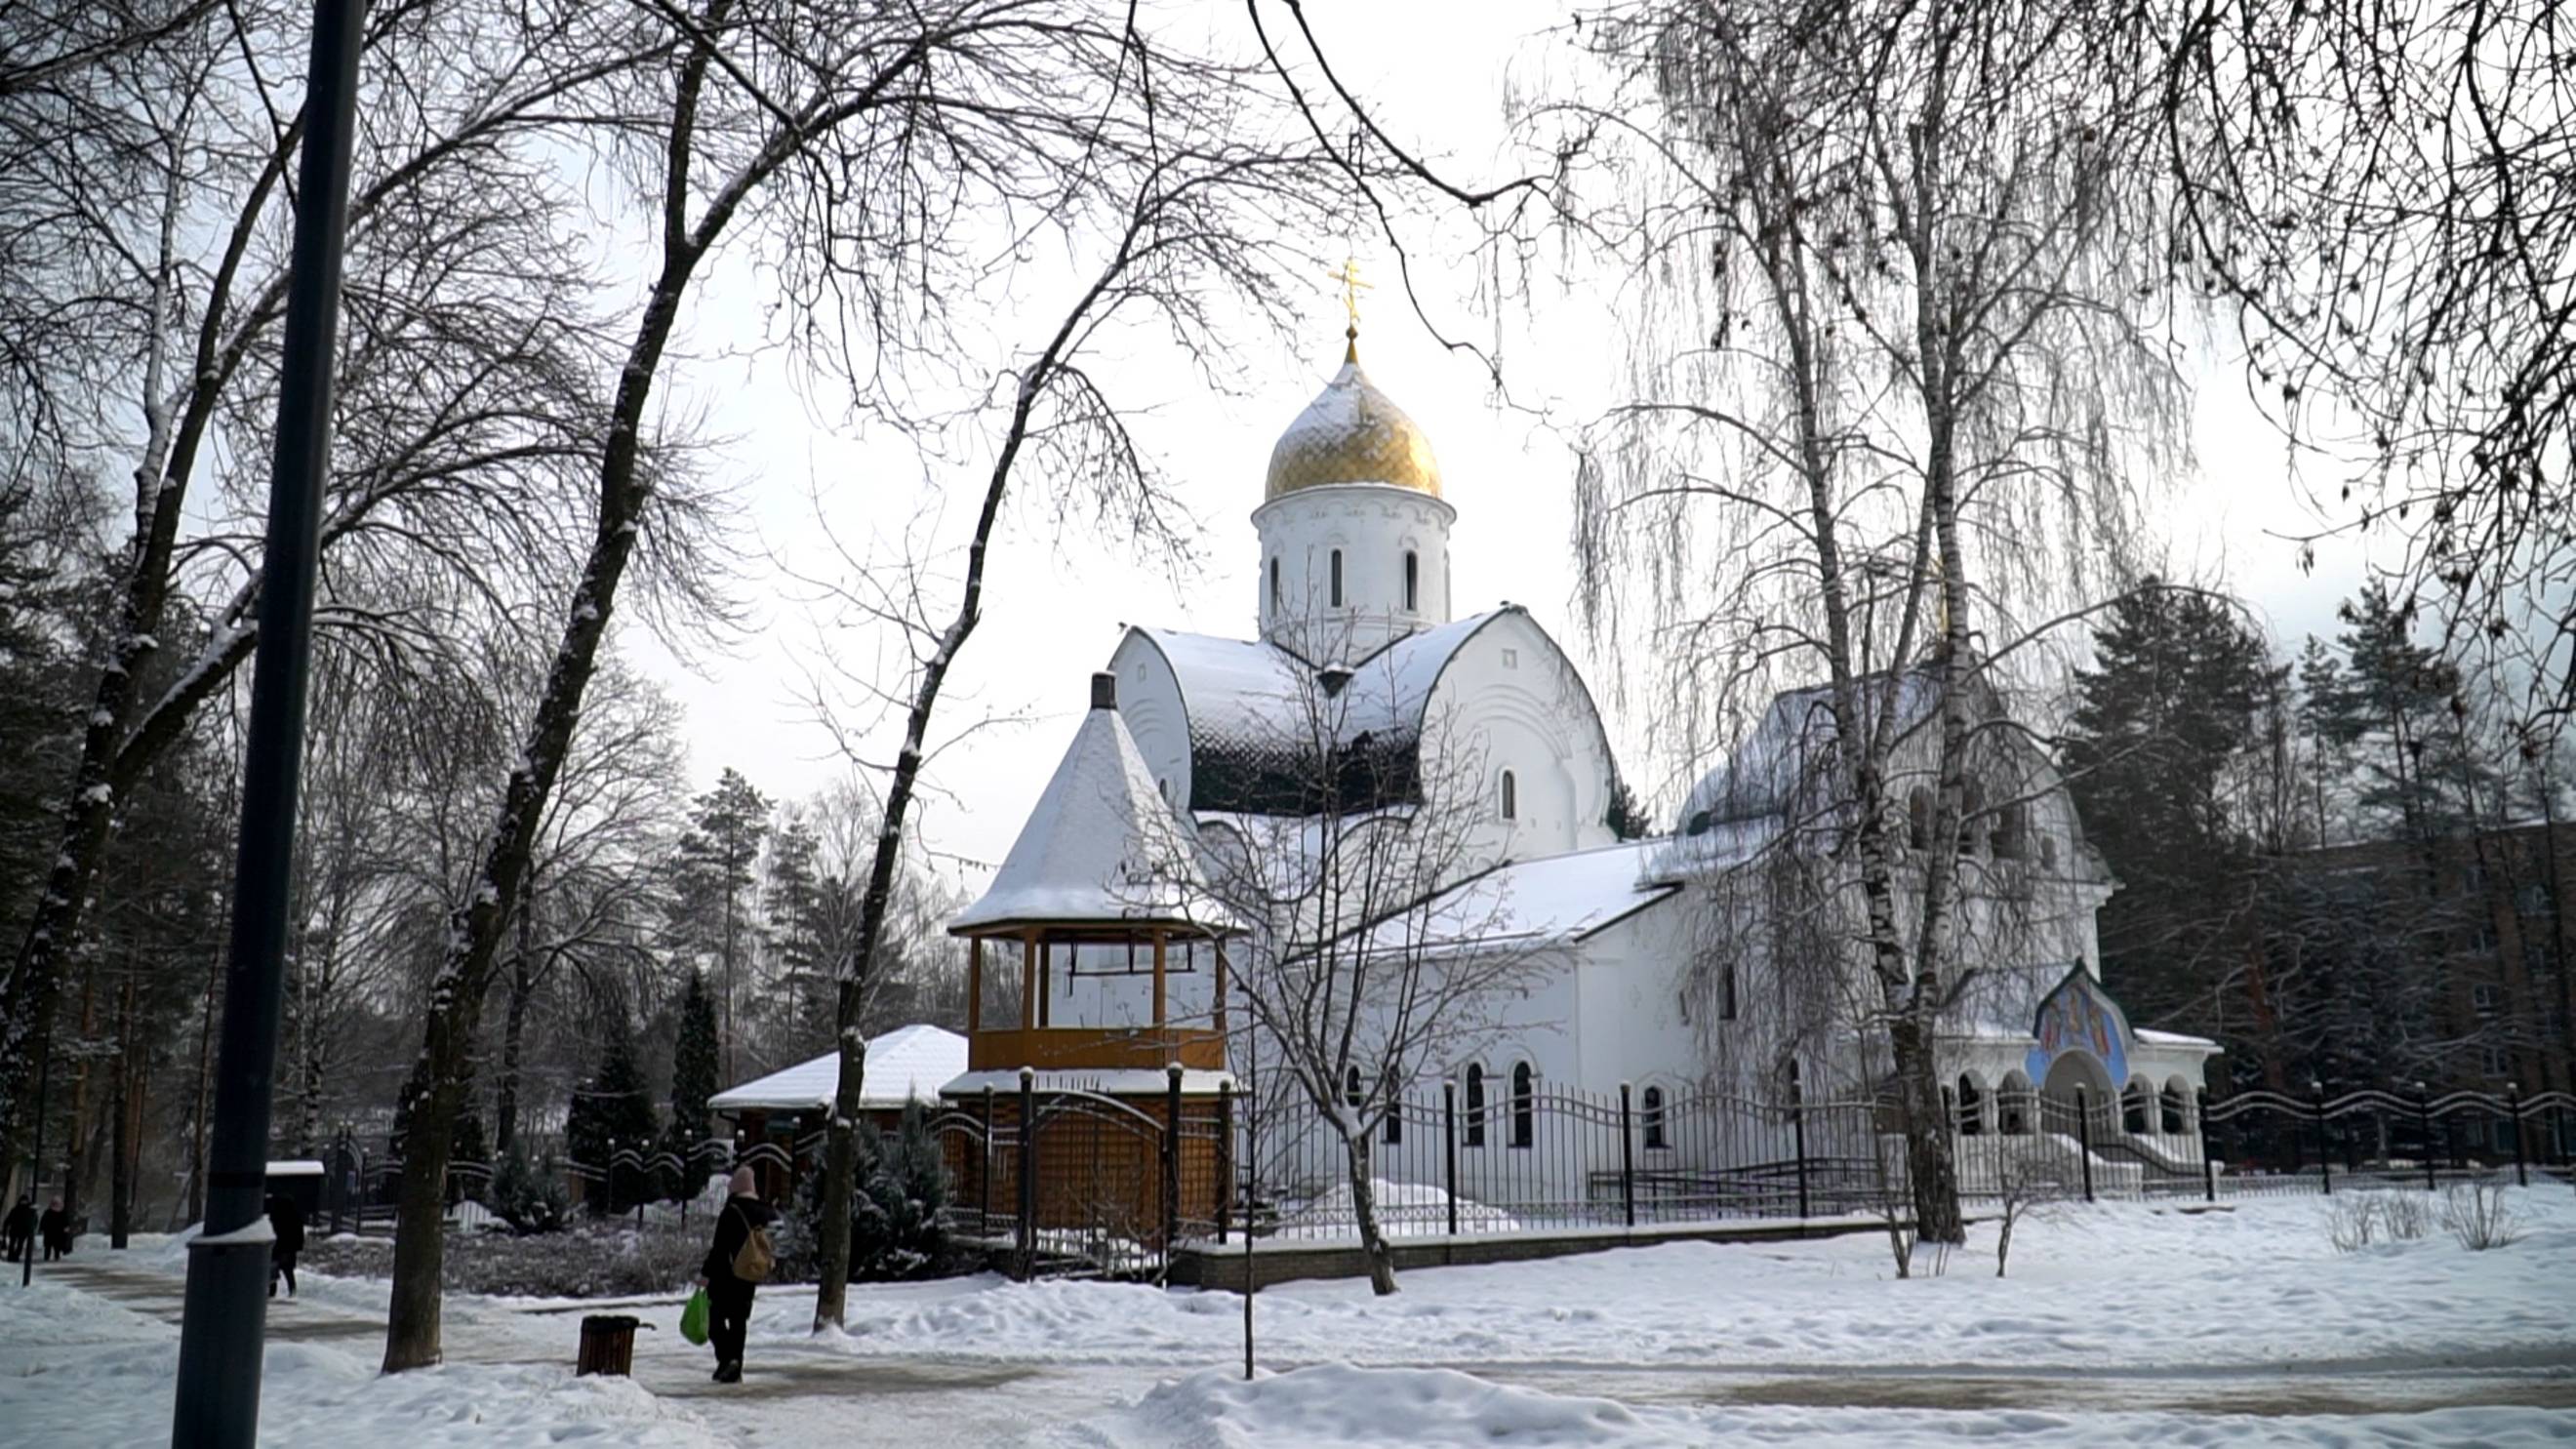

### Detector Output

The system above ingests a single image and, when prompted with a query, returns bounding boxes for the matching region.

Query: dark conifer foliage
[2065,584,2284,1046]
[659,971,719,1200]
[566,1024,658,1217]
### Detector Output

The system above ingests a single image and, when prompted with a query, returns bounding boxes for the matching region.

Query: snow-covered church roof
[1364,838,1683,957]
[1655,663,2109,884]
[948,674,1243,934]
[1128,610,1511,817]
[707,1024,967,1113]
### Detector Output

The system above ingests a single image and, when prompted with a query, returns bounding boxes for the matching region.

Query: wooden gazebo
[940,672,1241,1251]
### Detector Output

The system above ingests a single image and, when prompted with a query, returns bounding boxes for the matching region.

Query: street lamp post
[166,4,365,1443]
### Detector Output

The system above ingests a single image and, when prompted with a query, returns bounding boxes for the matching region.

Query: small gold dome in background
[1263,334,1442,502]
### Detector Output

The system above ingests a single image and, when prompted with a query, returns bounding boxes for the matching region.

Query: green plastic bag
[679,1287,710,1347]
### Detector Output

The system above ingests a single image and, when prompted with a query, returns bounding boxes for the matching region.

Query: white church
[937,323,2219,1216]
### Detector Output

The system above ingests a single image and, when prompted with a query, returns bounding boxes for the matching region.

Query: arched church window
[2159,1080,2188,1135]
[1345,1065,1363,1107]
[1330,548,1344,607]
[2121,1079,2151,1135]
[2038,834,2058,870]
[1992,797,2028,860]
[1955,1074,1985,1136]
[1908,788,1931,851]
[1404,550,1419,611]
[1510,1062,1535,1147]
[1384,1080,1403,1145]
[1998,1071,2031,1134]
[1500,770,1517,821]
[1268,556,1280,611]
[1719,963,1738,1021]
[1464,1064,1487,1147]
[1958,779,1986,856]
[1641,1085,1668,1149]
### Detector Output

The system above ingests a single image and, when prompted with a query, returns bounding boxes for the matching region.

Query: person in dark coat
[266,1189,306,1299]
[2,1195,31,1263]
[698,1166,776,1384]
[37,1197,68,1261]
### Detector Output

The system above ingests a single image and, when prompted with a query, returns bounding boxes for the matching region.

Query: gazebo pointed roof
[949,674,1242,935]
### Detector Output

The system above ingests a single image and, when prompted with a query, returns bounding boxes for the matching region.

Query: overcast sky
[616,4,2388,897]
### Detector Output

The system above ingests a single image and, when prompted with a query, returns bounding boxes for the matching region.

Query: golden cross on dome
[1327,257,1372,331]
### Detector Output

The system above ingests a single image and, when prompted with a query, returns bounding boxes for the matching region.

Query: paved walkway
[29,1253,2576,1442]
[32,1256,1159,1445]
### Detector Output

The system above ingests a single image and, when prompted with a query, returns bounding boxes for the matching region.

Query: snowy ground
[4,1188,2574,1444]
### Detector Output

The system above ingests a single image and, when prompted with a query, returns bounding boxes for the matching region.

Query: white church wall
[1254,484,1455,660]
[1566,903,1703,1100]
[1425,611,1618,863]
[1107,631,1194,810]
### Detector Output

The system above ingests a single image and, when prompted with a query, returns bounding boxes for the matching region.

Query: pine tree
[671,769,771,1078]
[763,820,831,1053]
[659,971,719,1200]
[2065,583,2285,1067]
[567,1022,660,1215]
[2303,582,2487,841]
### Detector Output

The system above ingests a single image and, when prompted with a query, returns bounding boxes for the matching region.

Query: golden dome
[1263,334,1442,501]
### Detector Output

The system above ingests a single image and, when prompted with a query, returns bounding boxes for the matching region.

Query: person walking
[37,1197,67,1262]
[3,1195,30,1264]
[266,1188,306,1299]
[698,1166,776,1384]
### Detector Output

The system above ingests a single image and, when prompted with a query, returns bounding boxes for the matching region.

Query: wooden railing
[967,1026,1225,1072]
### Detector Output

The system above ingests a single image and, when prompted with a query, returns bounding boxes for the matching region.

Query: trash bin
[576,1314,644,1377]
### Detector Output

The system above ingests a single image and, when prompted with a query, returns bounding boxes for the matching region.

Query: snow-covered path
[6,1190,2576,1444]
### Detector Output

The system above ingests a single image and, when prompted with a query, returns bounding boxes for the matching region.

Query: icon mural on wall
[2025,965,2130,1088]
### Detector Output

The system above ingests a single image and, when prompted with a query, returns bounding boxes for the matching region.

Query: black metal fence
[2197,1085,2576,1196]
[1244,1082,1897,1237]
[1216,1079,2576,1257]
[325,1077,2576,1282]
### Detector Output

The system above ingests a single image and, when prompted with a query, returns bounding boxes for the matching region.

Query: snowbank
[792,1190,2576,1377]
[1049,1366,1663,1447]
[1272,1179,1522,1239]
[1047,1367,2576,1448]
[0,1277,720,1447]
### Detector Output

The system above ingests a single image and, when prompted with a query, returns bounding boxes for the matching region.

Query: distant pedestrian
[37,1197,68,1261]
[2,1195,30,1263]
[697,1166,776,1384]
[266,1189,306,1299]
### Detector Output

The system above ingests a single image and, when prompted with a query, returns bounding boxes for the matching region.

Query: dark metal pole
[20,1045,47,1286]
[2313,1082,2332,1196]
[2198,1090,2216,1203]
[2417,1083,2437,1191]
[2509,1082,2527,1188]
[1791,1084,1809,1221]
[169,3,363,1440]
[1215,1081,1232,1246]
[1160,1064,1181,1277]
[1442,1080,1459,1239]
[1618,1082,1635,1229]
[1015,1068,1035,1282]
[2075,1086,2095,1203]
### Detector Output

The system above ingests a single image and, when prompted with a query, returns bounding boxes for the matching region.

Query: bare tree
[2162,0,2576,736]
[1542,1,2180,1244]
[1991,1150,2074,1278]
[383,0,1351,1359]
[0,0,664,1160]
[1178,656,1539,1297]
